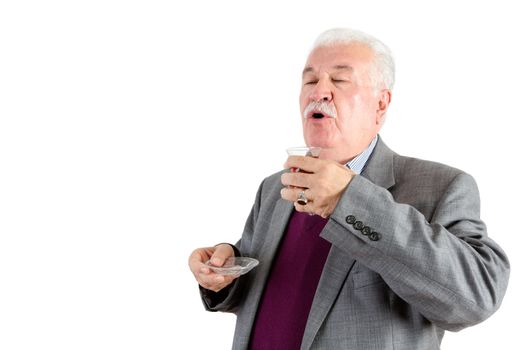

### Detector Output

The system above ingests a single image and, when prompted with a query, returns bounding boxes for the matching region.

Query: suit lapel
[257,198,295,277]
[236,197,294,346]
[300,135,396,349]
[361,135,396,190]
[300,246,356,349]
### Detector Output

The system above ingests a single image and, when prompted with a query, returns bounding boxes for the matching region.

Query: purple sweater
[249,210,332,349]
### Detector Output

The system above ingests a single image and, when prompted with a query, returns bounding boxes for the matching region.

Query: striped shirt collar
[345,135,378,174]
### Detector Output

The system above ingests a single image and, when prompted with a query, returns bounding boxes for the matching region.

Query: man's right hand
[188,244,238,292]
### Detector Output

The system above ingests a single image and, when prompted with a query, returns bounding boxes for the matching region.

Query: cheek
[354,92,377,111]
[342,95,375,120]
[349,94,366,109]
[299,91,309,109]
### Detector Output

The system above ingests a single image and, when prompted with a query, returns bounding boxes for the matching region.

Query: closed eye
[304,81,318,85]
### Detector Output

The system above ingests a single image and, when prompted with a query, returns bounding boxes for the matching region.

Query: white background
[1,0,523,349]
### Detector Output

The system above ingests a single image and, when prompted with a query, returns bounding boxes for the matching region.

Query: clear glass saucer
[204,257,259,276]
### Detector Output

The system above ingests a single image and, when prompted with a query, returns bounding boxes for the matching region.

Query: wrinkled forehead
[303,43,375,75]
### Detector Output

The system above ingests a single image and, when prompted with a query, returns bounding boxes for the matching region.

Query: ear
[376,89,392,125]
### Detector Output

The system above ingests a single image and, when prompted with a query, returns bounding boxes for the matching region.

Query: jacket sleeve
[322,172,510,331]
[199,178,265,313]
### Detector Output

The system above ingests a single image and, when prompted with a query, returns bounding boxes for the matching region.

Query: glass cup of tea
[286,146,322,172]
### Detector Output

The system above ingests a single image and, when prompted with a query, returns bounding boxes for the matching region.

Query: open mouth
[303,101,337,119]
[307,110,329,120]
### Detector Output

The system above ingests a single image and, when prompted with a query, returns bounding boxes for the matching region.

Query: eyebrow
[302,67,315,77]
[302,65,354,77]
[333,64,353,72]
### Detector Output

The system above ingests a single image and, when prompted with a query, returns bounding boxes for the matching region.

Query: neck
[318,148,358,164]
[316,135,378,164]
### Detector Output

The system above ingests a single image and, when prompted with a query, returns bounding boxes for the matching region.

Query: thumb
[210,244,234,267]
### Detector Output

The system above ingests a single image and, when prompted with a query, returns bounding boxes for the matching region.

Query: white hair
[312,28,395,91]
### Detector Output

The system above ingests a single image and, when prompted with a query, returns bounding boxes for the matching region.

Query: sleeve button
[345,215,356,224]
[361,226,371,235]
[353,221,364,230]
[369,232,382,241]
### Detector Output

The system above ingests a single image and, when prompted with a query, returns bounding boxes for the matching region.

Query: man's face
[300,43,389,159]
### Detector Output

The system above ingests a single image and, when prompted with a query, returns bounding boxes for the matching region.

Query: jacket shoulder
[393,154,467,186]
[391,155,476,219]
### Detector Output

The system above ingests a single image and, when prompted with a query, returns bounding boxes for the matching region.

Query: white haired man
[188,28,509,350]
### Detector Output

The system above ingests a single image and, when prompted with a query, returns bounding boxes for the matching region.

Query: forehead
[303,43,374,74]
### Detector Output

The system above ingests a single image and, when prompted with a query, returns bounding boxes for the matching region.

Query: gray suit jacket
[201,137,510,350]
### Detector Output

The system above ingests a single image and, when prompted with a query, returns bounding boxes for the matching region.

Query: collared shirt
[345,134,378,174]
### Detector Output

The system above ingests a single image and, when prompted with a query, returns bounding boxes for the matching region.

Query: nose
[309,78,333,102]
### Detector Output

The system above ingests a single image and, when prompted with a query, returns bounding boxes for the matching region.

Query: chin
[304,125,338,146]
[305,134,334,148]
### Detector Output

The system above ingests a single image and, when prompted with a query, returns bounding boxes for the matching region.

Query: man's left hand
[280,156,356,218]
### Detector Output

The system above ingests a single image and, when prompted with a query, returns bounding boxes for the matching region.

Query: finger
[280,187,294,202]
[188,248,213,276]
[188,247,215,263]
[281,172,312,189]
[281,187,312,203]
[199,266,211,274]
[284,156,322,173]
[197,272,225,290]
[199,271,225,284]
[209,244,234,267]
[198,272,238,292]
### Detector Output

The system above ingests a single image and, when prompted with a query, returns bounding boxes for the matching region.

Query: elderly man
[188,28,509,350]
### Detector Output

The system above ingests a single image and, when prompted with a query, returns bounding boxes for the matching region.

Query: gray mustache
[303,101,337,119]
